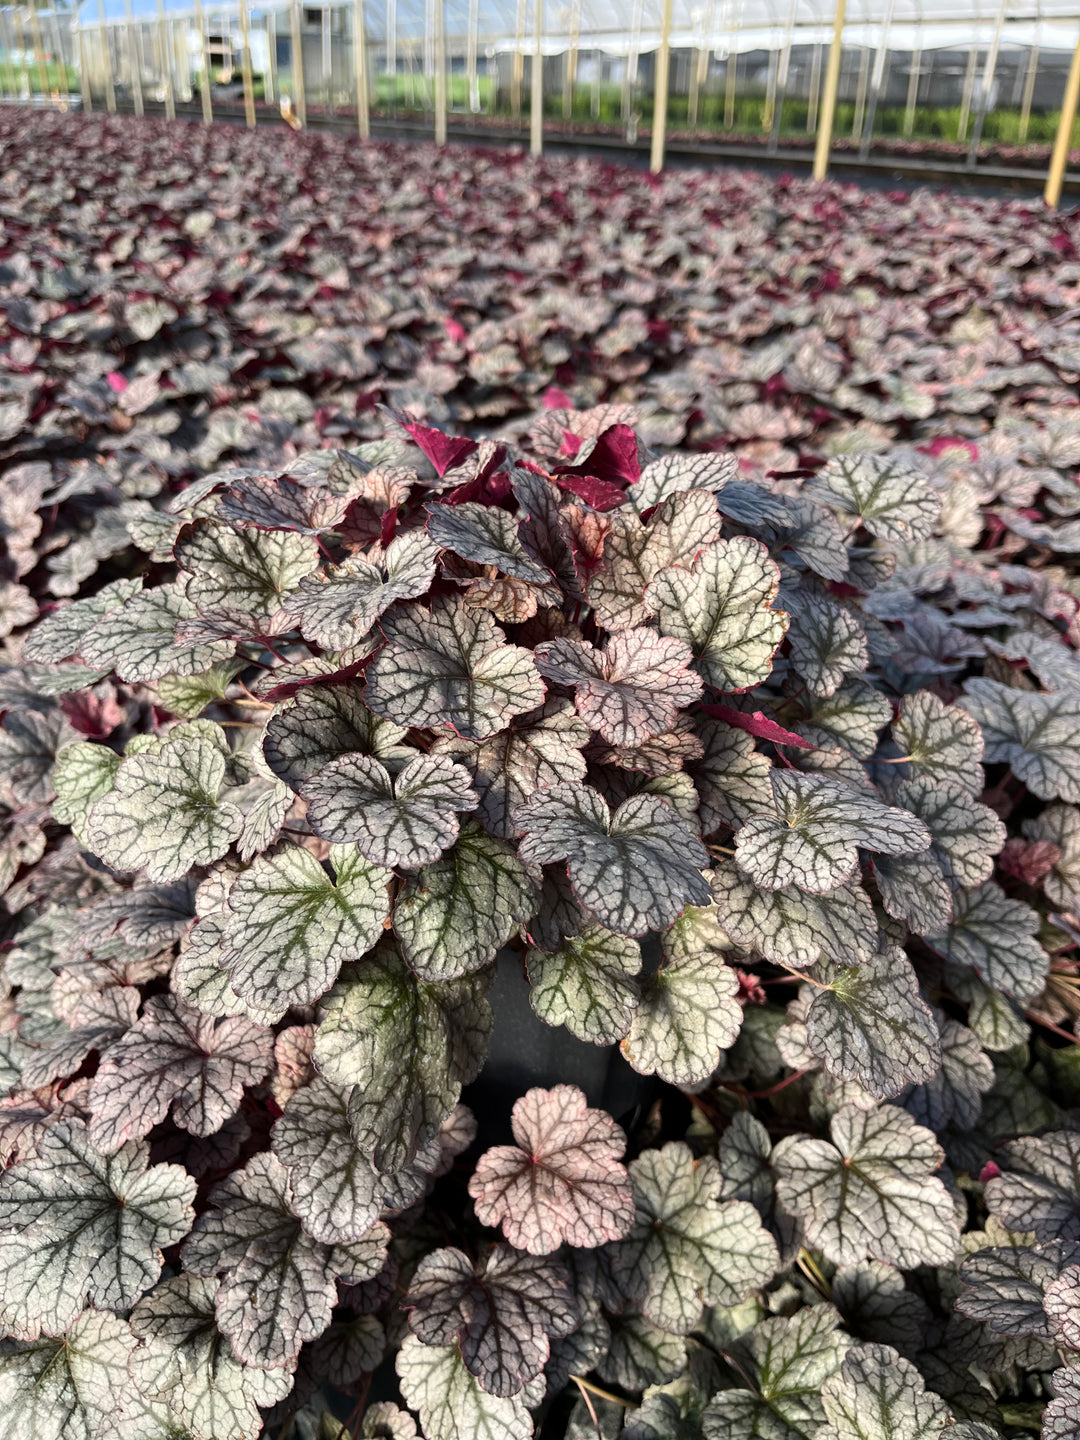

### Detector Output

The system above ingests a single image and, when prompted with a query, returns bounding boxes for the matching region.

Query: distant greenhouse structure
[1,0,1080,198]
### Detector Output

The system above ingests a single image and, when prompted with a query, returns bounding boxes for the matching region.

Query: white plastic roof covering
[72,0,1080,56]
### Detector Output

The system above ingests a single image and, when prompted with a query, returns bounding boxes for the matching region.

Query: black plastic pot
[465,946,657,1149]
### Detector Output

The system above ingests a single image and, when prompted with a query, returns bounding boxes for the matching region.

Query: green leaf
[302,752,477,869]
[217,843,391,1020]
[175,518,317,616]
[0,1119,195,1339]
[773,1104,960,1268]
[314,946,492,1171]
[393,824,540,979]
[514,782,711,936]
[365,595,544,741]
[644,536,789,692]
[85,728,244,883]
[621,904,742,1085]
[606,1141,779,1334]
[154,660,245,719]
[526,925,641,1045]
[816,1342,952,1440]
[810,455,940,544]
[51,742,122,845]
[801,950,942,1098]
[893,691,984,793]
[701,1306,852,1440]
[395,1335,534,1440]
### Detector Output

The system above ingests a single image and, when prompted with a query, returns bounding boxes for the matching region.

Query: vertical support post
[967,0,1008,167]
[13,8,30,97]
[903,43,919,135]
[511,0,524,119]
[768,0,798,152]
[1046,26,1080,209]
[238,0,255,126]
[156,0,174,117]
[266,12,276,103]
[1019,41,1039,143]
[0,12,19,97]
[807,42,821,130]
[386,0,395,103]
[194,0,212,121]
[812,0,845,180]
[49,10,69,105]
[289,0,305,123]
[467,0,479,110]
[77,27,93,110]
[851,43,869,136]
[957,43,977,142]
[433,0,446,142]
[354,0,369,132]
[859,0,894,158]
[530,0,542,154]
[124,1,143,114]
[321,6,332,111]
[762,46,777,131]
[98,0,116,110]
[27,5,52,103]
[562,0,579,118]
[623,0,641,126]
[688,47,707,125]
[650,0,672,171]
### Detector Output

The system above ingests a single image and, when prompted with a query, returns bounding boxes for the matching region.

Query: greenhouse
[2,0,1080,1421]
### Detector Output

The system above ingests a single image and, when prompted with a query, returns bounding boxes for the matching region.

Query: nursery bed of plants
[3,104,1080,1440]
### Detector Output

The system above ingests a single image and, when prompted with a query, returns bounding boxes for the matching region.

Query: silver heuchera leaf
[79,584,236,684]
[893,691,984,793]
[217,842,391,1020]
[628,451,737,511]
[534,630,702,747]
[957,1241,1080,1341]
[84,728,244,883]
[86,994,273,1154]
[805,680,892,759]
[314,947,492,1172]
[0,1118,195,1339]
[468,1084,635,1254]
[0,1308,141,1440]
[620,903,742,1085]
[51,742,123,847]
[800,950,942,1098]
[815,1342,952,1440]
[514,782,710,936]
[894,776,1005,890]
[302,753,478,869]
[961,678,1080,803]
[365,595,545,741]
[897,1016,994,1132]
[644,536,789,692]
[734,771,931,894]
[271,1078,438,1244]
[925,881,1048,1002]
[405,1244,578,1397]
[589,489,723,631]
[286,530,438,649]
[175,519,318,617]
[425,501,555,586]
[128,1273,294,1440]
[181,1151,389,1368]
[687,719,774,834]
[23,577,143,664]
[711,866,878,969]
[606,1140,779,1334]
[788,595,869,700]
[262,682,410,792]
[18,987,139,1091]
[984,1131,1080,1242]
[0,708,76,806]
[433,699,590,839]
[526,925,641,1045]
[394,824,540,979]
[701,1306,852,1440]
[830,1260,932,1358]
[395,1334,534,1440]
[772,1104,960,1268]
[810,455,941,544]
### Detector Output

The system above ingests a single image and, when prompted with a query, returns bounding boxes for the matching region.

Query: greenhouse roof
[71,0,1080,53]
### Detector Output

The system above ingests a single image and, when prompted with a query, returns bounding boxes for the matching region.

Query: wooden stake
[649,0,672,171]
[289,0,305,124]
[194,0,212,121]
[433,0,446,142]
[1045,26,1080,210]
[354,0,369,134]
[529,0,542,155]
[812,0,845,181]
[238,0,255,126]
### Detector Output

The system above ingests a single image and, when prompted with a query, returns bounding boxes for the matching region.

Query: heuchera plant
[0,401,1078,1440]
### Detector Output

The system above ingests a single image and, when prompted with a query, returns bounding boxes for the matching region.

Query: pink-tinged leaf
[397,417,477,477]
[699,703,814,750]
[551,473,627,511]
[405,1243,578,1397]
[468,1084,635,1255]
[556,423,641,486]
[536,629,703,747]
[259,653,376,703]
